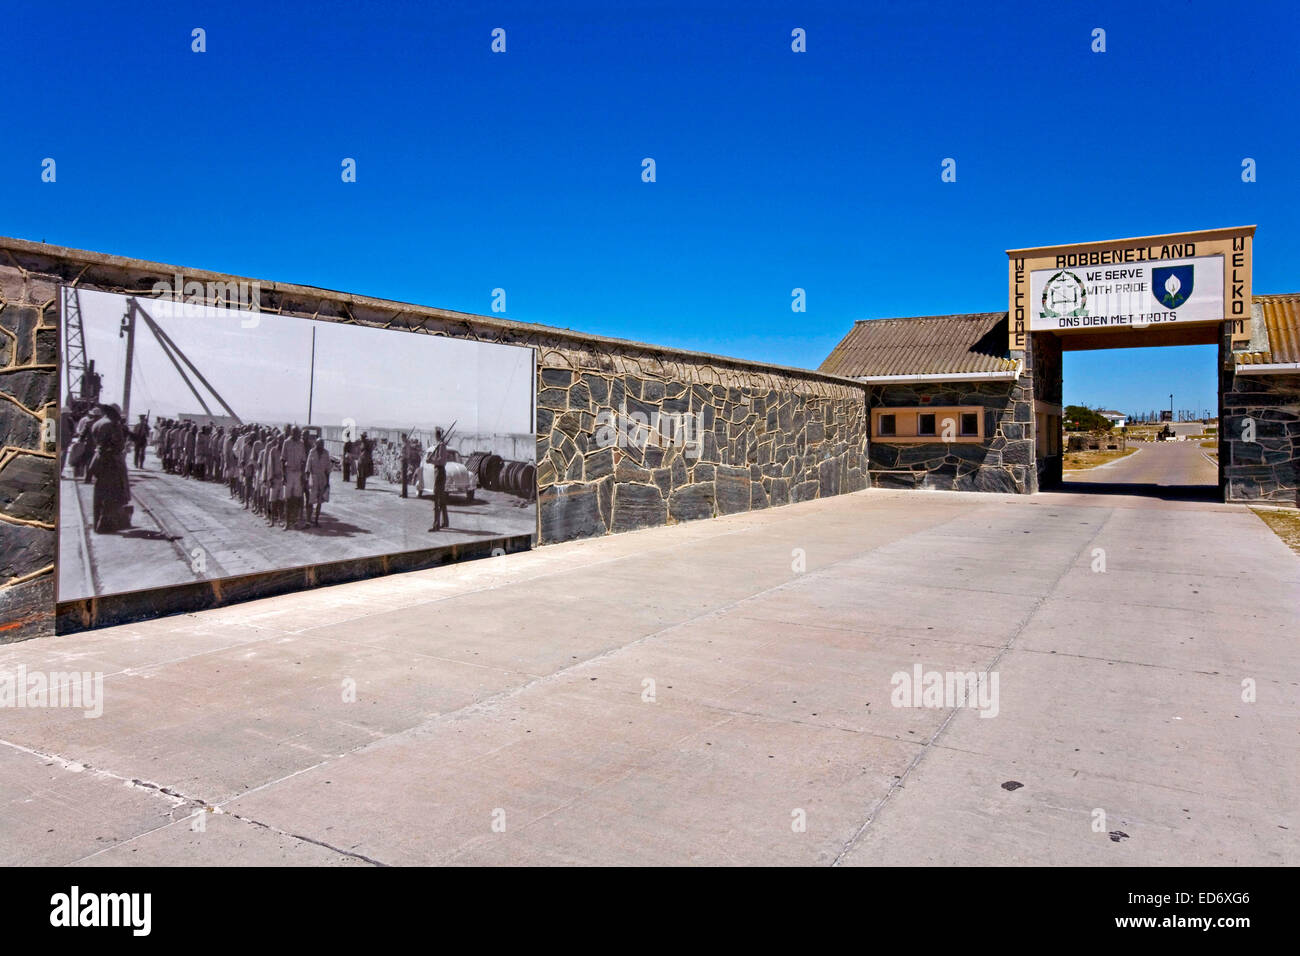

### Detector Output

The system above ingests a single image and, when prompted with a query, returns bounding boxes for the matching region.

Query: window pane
[878,414,896,436]
[918,413,936,435]
[961,412,978,436]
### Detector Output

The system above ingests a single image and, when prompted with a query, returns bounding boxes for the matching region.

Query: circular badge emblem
[1041,270,1087,319]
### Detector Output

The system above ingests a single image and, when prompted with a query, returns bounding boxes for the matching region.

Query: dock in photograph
[58,446,535,601]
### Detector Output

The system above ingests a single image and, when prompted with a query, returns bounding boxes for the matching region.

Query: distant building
[1099,410,1127,428]
[175,412,242,429]
[820,311,1044,493]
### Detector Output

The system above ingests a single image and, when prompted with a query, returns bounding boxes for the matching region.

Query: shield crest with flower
[1151,264,1194,309]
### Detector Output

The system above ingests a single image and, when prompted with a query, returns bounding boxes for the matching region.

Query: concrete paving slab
[839,739,1295,867]
[2,482,1296,865]
[1017,594,1300,679]
[736,578,1043,647]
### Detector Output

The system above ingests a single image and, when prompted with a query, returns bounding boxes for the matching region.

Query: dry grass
[1063,447,1136,471]
[1252,507,1300,556]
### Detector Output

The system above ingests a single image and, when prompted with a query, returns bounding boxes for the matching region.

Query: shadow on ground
[1055,480,1220,502]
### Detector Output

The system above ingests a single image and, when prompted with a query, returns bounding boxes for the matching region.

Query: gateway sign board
[1006,226,1254,351]
[1029,254,1224,332]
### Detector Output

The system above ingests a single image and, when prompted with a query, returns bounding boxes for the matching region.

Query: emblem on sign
[1151,264,1194,309]
[1040,270,1087,319]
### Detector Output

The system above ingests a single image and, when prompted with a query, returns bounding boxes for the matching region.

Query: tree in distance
[1064,405,1115,434]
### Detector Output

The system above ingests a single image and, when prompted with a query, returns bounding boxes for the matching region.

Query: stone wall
[0,264,59,641]
[1220,367,1300,506]
[0,238,867,640]
[867,378,1032,493]
[538,365,866,541]
[1030,331,1063,489]
[1031,332,1063,407]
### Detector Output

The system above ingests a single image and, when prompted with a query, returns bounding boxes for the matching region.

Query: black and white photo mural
[57,287,537,601]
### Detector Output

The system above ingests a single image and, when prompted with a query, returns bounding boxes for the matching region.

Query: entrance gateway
[1009,226,1253,351]
[820,226,1299,506]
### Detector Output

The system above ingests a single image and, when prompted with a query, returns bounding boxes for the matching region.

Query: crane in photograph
[62,286,101,412]
[116,297,242,424]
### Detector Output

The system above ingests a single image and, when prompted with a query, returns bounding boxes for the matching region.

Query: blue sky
[3,0,1296,416]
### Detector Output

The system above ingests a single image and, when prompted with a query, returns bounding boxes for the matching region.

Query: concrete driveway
[2,483,1296,866]
[1065,439,1218,492]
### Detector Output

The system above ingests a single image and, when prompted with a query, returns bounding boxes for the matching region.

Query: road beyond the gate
[1065,438,1218,492]
[3,482,1296,865]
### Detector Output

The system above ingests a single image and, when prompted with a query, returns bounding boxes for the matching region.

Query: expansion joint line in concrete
[829,504,1118,866]
[0,737,389,867]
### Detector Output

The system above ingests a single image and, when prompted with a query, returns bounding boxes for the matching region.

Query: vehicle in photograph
[416,448,477,501]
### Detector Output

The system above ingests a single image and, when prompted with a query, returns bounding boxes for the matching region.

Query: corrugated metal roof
[1236,294,1300,366]
[818,312,1019,378]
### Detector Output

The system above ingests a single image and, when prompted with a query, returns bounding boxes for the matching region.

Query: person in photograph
[356,432,373,490]
[69,406,99,480]
[208,425,223,481]
[252,427,265,505]
[195,425,210,481]
[87,403,131,534]
[204,425,216,480]
[399,434,411,498]
[241,427,258,509]
[224,426,239,495]
[174,423,187,474]
[408,434,423,484]
[428,427,450,532]
[162,421,175,472]
[405,434,423,498]
[282,426,308,528]
[172,423,185,474]
[176,422,188,477]
[253,431,266,517]
[230,426,245,498]
[262,429,274,512]
[81,408,102,481]
[181,422,195,478]
[263,433,285,527]
[306,437,331,527]
[255,429,270,515]
[260,428,275,515]
[130,414,149,468]
[59,406,77,471]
